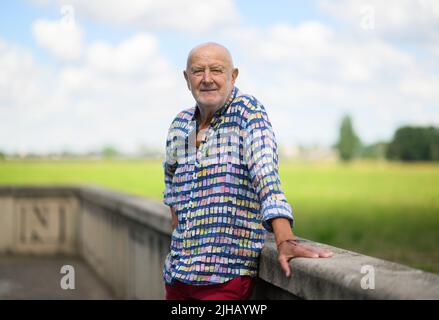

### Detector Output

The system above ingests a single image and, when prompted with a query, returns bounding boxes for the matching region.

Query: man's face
[184,45,238,110]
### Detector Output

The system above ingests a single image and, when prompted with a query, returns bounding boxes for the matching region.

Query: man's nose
[201,70,213,83]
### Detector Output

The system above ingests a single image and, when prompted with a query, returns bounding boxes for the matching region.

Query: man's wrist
[276,238,299,249]
[271,218,295,244]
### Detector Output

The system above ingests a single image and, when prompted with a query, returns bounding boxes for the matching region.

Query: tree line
[336,115,439,162]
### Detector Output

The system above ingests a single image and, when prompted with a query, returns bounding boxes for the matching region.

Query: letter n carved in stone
[17,199,67,246]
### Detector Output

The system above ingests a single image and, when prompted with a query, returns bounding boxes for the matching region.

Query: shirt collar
[192,86,238,122]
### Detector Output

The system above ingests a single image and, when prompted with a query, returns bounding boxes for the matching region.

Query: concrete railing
[0,185,438,299]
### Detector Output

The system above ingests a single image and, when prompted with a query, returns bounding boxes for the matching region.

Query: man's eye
[211,69,223,74]
[193,70,203,75]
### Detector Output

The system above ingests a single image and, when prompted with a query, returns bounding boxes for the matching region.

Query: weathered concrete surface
[0,186,80,255]
[257,234,439,300]
[0,254,114,299]
[1,185,439,300]
[0,185,171,299]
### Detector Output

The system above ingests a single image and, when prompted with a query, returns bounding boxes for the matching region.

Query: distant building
[280,145,338,162]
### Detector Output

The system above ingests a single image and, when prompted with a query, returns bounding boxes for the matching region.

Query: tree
[101,145,120,158]
[386,126,439,161]
[336,115,361,161]
[360,142,388,160]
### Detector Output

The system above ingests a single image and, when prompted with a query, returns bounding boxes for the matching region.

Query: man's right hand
[170,206,178,231]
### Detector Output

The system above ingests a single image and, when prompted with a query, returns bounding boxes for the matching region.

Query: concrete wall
[1,185,438,300]
[77,187,171,299]
[0,187,78,255]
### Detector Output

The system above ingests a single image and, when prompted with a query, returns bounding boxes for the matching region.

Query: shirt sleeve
[243,108,294,232]
[163,127,177,207]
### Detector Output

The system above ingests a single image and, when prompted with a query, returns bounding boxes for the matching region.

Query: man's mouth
[200,88,218,92]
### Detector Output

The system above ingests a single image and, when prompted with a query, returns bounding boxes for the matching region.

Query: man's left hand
[277,239,333,277]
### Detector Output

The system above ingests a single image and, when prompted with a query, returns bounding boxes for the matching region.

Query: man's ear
[231,68,239,84]
[183,70,191,90]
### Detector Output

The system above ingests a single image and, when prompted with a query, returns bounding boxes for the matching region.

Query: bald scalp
[186,42,235,71]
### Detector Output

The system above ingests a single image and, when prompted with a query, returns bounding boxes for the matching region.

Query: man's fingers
[293,245,319,258]
[318,249,333,258]
[278,244,335,278]
[278,256,292,277]
[279,243,319,258]
[300,244,333,258]
[301,249,319,258]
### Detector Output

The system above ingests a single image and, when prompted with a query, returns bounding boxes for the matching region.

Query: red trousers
[165,276,255,300]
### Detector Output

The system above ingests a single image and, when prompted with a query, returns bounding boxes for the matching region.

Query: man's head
[184,42,239,111]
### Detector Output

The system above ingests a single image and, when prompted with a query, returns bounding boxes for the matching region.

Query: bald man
[162,43,332,300]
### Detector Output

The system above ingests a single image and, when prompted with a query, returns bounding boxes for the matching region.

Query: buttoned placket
[183,122,196,237]
[183,114,223,238]
[181,89,236,244]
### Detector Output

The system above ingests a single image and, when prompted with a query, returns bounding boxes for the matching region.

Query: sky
[0,0,438,154]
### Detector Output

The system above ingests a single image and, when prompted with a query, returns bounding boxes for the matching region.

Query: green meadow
[1,159,438,273]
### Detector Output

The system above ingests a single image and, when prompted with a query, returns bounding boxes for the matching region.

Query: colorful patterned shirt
[163,87,294,285]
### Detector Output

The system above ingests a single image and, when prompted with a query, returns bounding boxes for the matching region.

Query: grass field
[1,159,438,274]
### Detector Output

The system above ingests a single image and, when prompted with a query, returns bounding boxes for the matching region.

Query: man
[163,43,332,300]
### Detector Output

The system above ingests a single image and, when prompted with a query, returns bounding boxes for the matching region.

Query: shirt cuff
[163,188,175,207]
[261,200,294,232]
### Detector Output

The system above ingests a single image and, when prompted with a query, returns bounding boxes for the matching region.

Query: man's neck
[196,89,234,127]
[197,107,217,128]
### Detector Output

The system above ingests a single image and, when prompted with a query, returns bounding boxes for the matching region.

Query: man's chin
[195,97,225,110]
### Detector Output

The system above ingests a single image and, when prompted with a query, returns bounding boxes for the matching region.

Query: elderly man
[163,42,332,300]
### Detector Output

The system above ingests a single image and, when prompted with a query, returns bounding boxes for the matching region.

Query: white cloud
[0,33,193,154]
[32,14,83,60]
[0,39,60,154]
[224,20,439,146]
[320,0,439,42]
[3,2,439,153]
[85,34,167,76]
[34,0,240,33]
[28,0,52,5]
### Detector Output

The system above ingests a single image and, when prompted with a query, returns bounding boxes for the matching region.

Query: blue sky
[1,0,438,154]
